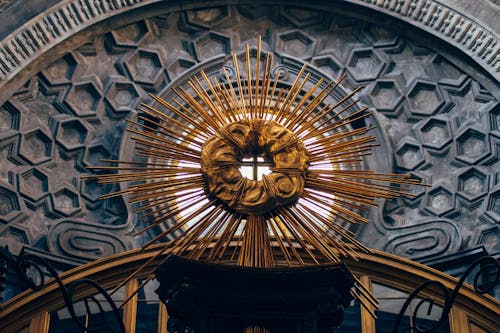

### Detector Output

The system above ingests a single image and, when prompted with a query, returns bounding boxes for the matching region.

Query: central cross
[240,155,272,181]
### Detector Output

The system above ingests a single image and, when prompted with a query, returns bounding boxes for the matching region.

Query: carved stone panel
[0,5,498,267]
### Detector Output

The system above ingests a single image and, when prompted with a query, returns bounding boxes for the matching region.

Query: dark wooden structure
[155,256,355,333]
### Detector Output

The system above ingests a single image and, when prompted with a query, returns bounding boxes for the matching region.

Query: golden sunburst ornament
[89,37,421,266]
[87,37,420,282]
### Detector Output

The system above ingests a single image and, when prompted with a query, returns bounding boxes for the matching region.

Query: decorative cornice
[347,0,499,76]
[0,0,155,85]
[0,0,498,90]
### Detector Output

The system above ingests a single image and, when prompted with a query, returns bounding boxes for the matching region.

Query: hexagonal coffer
[456,129,490,164]
[40,53,77,85]
[276,30,316,58]
[64,81,103,118]
[194,32,232,61]
[53,188,81,216]
[425,186,455,216]
[180,7,230,30]
[55,119,88,151]
[347,48,385,82]
[279,7,325,28]
[110,21,150,47]
[84,144,112,168]
[0,185,21,222]
[105,79,140,116]
[18,168,49,201]
[407,81,444,116]
[457,168,488,202]
[0,102,21,132]
[19,129,53,165]
[368,80,402,112]
[485,189,500,221]
[124,49,165,88]
[419,118,451,150]
[396,143,425,171]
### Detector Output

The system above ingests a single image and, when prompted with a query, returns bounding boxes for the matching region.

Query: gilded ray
[87,37,428,312]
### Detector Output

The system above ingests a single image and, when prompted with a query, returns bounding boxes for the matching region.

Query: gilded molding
[0,0,498,90]
[1,245,498,333]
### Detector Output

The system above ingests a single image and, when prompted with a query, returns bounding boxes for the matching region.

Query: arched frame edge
[0,245,498,333]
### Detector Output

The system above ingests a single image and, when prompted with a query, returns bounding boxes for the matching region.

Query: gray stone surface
[0,0,61,39]
[444,0,499,33]
[0,5,498,268]
[0,0,499,98]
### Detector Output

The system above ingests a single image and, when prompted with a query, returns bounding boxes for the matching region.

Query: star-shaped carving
[387,45,431,85]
